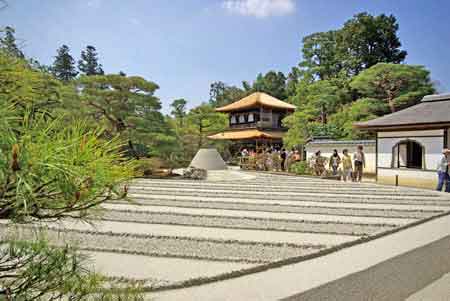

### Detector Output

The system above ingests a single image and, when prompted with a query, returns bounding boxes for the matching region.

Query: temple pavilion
[208,92,296,151]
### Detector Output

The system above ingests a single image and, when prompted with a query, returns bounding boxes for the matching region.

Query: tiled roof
[355,94,450,130]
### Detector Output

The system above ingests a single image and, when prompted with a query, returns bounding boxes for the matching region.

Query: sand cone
[189,148,227,170]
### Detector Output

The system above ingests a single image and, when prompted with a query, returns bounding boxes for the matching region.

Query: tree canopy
[0,26,24,58]
[78,45,104,76]
[51,44,78,82]
[283,12,433,146]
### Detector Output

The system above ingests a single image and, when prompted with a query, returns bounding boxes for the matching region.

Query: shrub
[289,161,312,175]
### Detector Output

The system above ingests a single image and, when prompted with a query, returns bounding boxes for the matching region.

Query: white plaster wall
[377,130,445,170]
[378,168,436,180]
[305,144,376,173]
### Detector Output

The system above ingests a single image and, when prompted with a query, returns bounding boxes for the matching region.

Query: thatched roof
[355,93,450,131]
[208,129,285,140]
[215,92,296,113]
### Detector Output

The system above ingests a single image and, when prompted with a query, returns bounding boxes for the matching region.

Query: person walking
[353,145,366,182]
[341,149,353,182]
[313,151,326,176]
[436,148,450,192]
[280,148,287,171]
[329,149,341,176]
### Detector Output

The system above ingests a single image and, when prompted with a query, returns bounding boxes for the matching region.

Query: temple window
[230,115,237,124]
[239,114,246,123]
[248,113,254,123]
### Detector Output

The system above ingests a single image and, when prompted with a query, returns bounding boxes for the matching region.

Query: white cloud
[222,0,295,18]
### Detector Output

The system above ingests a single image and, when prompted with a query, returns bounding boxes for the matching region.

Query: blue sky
[3,0,450,112]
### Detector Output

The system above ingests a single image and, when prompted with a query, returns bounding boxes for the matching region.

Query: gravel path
[132,181,444,197]
[107,203,417,225]
[128,187,450,205]
[2,223,325,264]
[5,172,450,292]
[86,251,254,283]
[122,194,450,211]
[123,195,437,219]
[100,207,394,236]
[32,219,358,246]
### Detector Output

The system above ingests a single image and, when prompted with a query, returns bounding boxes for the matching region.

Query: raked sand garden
[2,171,450,294]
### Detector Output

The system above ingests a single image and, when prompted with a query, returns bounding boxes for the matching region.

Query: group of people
[437,148,450,192]
[310,145,366,182]
[240,147,301,171]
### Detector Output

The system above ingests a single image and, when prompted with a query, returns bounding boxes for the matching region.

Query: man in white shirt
[353,145,366,182]
[437,149,450,192]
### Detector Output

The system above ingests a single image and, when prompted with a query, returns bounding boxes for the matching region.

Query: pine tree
[51,45,78,82]
[78,45,104,75]
[0,26,25,58]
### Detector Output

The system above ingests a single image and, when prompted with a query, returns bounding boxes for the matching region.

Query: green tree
[350,63,435,113]
[298,12,407,79]
[181,104,228,156]
[0,26,24,58]
[300,31,341,80]
[246,71,287,100]
[78,45,104,76]
[51,44,78,82]
[338,12,407,75]
[209,81,247,107]
[170,98,188,127]
[78,74,173,158]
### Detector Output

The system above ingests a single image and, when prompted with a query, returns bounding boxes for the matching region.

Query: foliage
[243,70,288,100]
[209,81,247,107]
[170,104,229,162]
[0,239,143,300]
[289,161,311,175]
[170,98,187,127]
[338,13,407,75]
[0,115,134,221]
[78,45,104,76]
[0,51,140,299]
[350,63,435,113]
[77,74,175,158]
[299,30,341,80]
[328,98,380,140]
[0,51,62,116]
[285,12,430,143]
[184,104,228,150]
[51,45,78,82]
[299,12,407,79]
[0,26,24,58]
[282,111,310,148]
